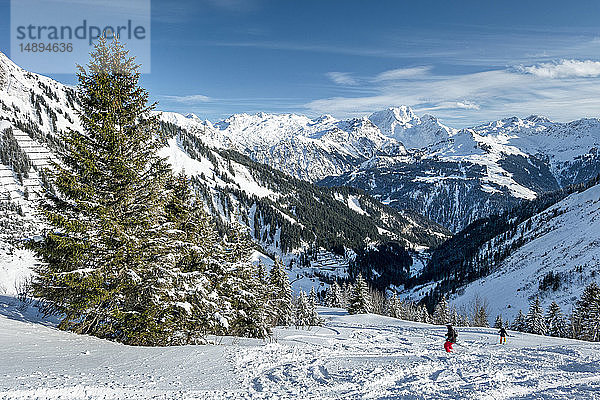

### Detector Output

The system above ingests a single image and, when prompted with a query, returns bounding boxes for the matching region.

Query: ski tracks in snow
[233,317,600,399]
[2,307,600,399]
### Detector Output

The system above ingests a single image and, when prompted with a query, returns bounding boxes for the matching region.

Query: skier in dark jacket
[499,327,508,344]
[444,324,458,352]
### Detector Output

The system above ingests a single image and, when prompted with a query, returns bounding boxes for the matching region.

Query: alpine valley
[1,50,600,320]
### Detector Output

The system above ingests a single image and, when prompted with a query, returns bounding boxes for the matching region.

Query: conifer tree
[511,310,527,332]
[163,173,230,342]
[471,297,489,327]
[450,307,460,326]
[526,297,547,335]
[432,295,449,325]
[294,290,310,328]
[325,281,344,308]
[545,301,567,338]
[418,305,432,324]
[388,296,400,319]
[30,37,184,345]
[221,221,270,338]
[458,313,470,327]
[573,282,600,341]
[347,273,371,314]
[268,258,293,326]
[493,315,504,329]
[29,38,273,345]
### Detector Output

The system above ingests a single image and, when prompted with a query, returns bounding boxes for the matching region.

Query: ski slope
[1,300,599,399]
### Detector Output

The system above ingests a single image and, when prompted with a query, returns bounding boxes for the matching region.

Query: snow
[369,106,455,149]
[1,301,600,399]
[448,182,600,321]
[346,195,367,215]
[0,246,36,296]
[160,110,405,182]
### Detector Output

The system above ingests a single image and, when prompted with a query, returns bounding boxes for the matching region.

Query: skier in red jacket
[444,324,458,352]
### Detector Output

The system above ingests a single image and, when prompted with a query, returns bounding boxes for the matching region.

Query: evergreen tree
[573,282,600,341]
[432,295,449,325]
[389,296,405,319]
[471,297,489,327]
[221,221,270,338]
[294,290,311,328]
[347,273,372,314]
[545,301,567,338]
[418,305,432,324]
[325,281,344,308]
[450,307,460,326]
[163,173,230,342]
[511,310,527,332]
[28,38,273,345]
[268,258,293,327]
[30,37,185,345]
[526,297,547,335]
[458,314,470,327]
[493,315,504,329]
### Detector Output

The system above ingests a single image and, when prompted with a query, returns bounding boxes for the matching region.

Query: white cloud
[163,94,211,104]
[374,66,431,81]
[454,101,480,110]
[519,59,600,78]
[326,72,358,86]
[304,64,600,127]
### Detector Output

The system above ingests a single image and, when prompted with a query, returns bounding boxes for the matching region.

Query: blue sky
[2,0,600,126]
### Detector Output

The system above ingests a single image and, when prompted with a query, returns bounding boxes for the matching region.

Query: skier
[444,324,458,352]
[499,327,508,344]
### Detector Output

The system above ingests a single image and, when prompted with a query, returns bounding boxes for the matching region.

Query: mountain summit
[368,106,455,149]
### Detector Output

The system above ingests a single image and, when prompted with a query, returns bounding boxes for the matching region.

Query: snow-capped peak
[368,106,454,149]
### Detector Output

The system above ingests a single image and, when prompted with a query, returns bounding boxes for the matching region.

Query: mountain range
[1,50,600,316]
[162,104,600,232]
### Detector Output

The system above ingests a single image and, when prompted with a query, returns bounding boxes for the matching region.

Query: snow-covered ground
[2,299,599,399]
[446,182,600,322]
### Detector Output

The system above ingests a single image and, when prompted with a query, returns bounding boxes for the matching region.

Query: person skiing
[499,327,508,344]
[444,324,458,352]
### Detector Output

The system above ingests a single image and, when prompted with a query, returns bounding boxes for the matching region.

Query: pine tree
[347,274,371,314]
[458,313,470,327]
[418,305,432,324]
[325,281,343,308]
[28,38,273,345]
[511,310,527,332]
[450,307,459,326]
[268,258,293,327]
[164,173,229,342]
[30,37,185,345]
[526,297,547,335]
[432,295,449,325]
[493,315,504,329]
[545,301,567,338]
[388,296,400,319]
[221,221,270,338]
[294,290,310,328]
[573,282,600,341]
[471,297,489,327]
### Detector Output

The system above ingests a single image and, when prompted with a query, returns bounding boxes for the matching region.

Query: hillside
[2,302,599,399]
[162,106,600,232]
[0,51,450,295]
[406,176,600,320]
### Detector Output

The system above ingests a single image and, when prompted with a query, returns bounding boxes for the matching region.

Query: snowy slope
[162,111,406,182]
[443,181,600,322]
[0,51,451,296]
[2,303,600,399]
[369,106,456,149]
